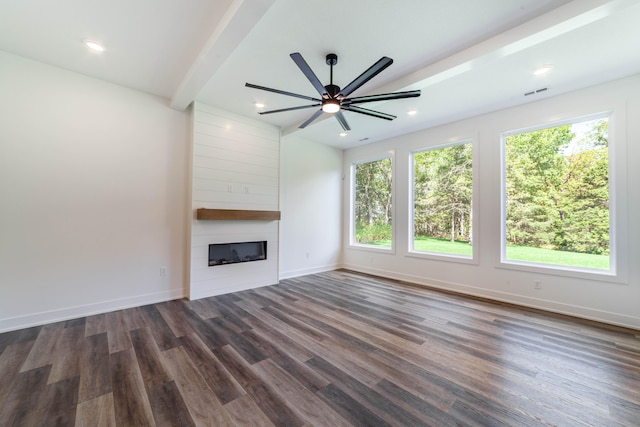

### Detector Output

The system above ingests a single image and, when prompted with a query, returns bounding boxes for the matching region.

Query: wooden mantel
[196,208,281,221]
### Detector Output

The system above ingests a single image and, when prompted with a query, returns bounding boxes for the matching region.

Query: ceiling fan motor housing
[324,84,340,98]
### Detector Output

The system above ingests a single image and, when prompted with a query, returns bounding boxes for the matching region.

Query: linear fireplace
[208,241,267,267]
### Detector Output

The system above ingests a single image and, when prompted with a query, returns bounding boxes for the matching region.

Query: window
[352,157,393,248]
[411,142,473,257]
[502,115,610,272]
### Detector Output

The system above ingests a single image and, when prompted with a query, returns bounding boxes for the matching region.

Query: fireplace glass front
[208,241,267,267]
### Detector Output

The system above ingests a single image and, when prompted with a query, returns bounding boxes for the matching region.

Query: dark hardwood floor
[1,270,639,426]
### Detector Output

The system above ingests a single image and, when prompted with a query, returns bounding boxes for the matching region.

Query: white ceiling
[2,0,639,149]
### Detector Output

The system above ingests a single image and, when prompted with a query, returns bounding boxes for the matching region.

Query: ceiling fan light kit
[322,100,340,113]
[245,52,420,131]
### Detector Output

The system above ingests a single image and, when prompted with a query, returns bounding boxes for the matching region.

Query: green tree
[555,120,609,254]
[355,158,392,244]
[505,126,573,247]
[414,143,472,244]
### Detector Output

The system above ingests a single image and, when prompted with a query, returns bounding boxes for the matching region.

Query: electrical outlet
[534,280,541,289]
[160,266,167,276]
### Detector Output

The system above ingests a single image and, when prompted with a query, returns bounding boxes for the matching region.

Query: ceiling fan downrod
[325,53,340,99]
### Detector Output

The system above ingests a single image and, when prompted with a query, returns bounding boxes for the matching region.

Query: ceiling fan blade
[335,111,351,131]
[259,104,321,115]
[343,90,421,105]
[343,105,396,121]
[290,53,327,97]
[299,109,324,128]
[245,83,322,102]
[338,57,393,98]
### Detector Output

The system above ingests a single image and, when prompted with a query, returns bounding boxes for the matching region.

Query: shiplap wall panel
[189,103,280,299]
[191,219,275,238]
[194,134,279,160]
[193,166,279,187]
[193,200,277,211]
[193,178,277,196]
[193,157,278,181]
[192,184,277,207]
[192,192,277,208]
[193,144,278,168]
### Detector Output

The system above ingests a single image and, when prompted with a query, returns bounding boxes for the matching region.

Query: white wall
[343,74,640,329]
[0,51,190,332]
[189,103,280,299]
[279,136,343,278]
[2,49,636,332]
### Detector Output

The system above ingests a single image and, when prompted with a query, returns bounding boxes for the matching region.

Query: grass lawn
[413,237,472,256]
[505,244,609,270]
[359,236,609,269]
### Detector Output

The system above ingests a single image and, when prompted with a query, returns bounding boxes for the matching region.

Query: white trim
[279,263,343,280]
[0,288,185,333]
[341,264,640,330]
[405,251,475,264]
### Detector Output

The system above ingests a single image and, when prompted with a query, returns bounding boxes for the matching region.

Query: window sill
[497,260,627,284]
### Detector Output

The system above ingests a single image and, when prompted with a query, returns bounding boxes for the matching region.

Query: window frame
[408,139,477,264]
[499,110,627,283]
[349,152,396,253]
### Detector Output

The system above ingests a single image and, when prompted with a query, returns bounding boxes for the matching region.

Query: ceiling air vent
[524,88,548,96]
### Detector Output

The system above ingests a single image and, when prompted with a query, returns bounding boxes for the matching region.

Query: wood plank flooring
[1,270,640,426]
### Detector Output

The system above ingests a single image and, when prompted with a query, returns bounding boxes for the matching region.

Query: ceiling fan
[245,52,421,131]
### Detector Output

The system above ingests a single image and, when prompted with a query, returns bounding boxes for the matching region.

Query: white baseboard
[341,263,640,331]
[5,265,637,333]
[0,288,186,333]
[279,263,343,280]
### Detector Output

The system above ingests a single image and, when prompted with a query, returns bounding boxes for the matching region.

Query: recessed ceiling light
[84,40,105,52]
[533,64,553,76]
[339,132,347,137]
[408,110,417,116]
[254,102,264,108]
